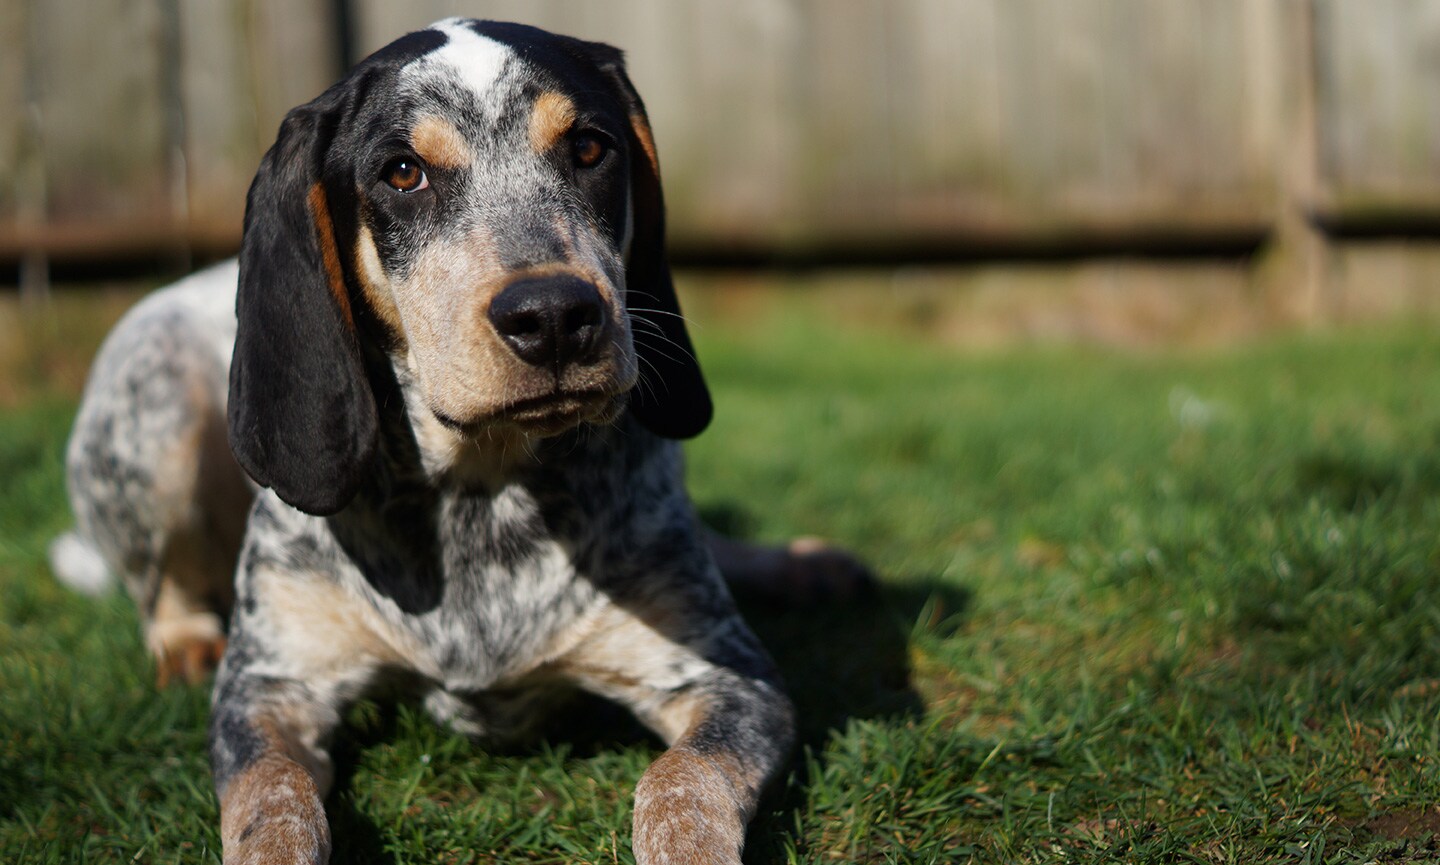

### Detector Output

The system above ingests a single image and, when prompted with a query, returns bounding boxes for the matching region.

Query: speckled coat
[61,19,795,865]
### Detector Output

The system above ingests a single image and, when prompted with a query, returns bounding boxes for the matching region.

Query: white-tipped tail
[48,531,115,596]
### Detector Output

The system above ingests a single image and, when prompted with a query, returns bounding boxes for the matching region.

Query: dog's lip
[433,389,621,434]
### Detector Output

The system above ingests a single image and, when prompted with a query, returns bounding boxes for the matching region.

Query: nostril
[495,310,543,338]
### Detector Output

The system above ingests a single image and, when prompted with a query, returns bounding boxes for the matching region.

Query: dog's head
[228,19,710,515]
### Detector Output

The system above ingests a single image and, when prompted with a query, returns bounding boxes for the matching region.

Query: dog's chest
[337,473,610,691]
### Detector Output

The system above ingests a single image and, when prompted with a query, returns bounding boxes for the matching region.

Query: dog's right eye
[382,159,429,193]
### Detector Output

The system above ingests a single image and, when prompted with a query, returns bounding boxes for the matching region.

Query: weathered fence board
[2,0,1438,264]
[0,1,28,230]
[179,0,336,247]
[829,0,1278,245]
[27,0,173,252]
[243,0,340,148]
[1316,0,1440,219]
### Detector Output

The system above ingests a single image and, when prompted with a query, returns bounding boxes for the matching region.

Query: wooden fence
[2,0,1438,277]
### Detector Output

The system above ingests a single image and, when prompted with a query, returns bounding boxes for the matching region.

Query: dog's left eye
[571,133,608,169]
[383,158,429,193]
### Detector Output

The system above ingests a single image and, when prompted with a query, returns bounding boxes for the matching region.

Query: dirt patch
[1367,807,1440,840]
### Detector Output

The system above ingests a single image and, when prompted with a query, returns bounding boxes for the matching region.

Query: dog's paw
[148,614,227,687]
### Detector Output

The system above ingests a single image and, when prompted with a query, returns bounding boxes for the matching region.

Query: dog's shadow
[736,576,962,864]
[740,579,938,744]
[696,501,950,740]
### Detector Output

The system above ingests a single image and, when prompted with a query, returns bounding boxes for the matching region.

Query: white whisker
[627,306,700,328]
[631,322,699,366]
[634,352,666,399]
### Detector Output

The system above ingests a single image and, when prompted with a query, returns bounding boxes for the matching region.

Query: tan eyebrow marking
[528,91,576,154]
[411,116,471,169]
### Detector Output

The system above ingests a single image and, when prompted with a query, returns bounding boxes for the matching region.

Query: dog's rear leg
[210,663,341,865]
[149,561,228,688]
[148,417,250,687]
[703,525,874,605]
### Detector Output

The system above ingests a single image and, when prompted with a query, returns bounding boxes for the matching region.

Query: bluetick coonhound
[53,18,870,865]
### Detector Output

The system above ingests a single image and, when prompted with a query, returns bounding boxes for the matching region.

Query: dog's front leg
[561,609,795,865]
[209,663,342,865]
[631,674,795,865]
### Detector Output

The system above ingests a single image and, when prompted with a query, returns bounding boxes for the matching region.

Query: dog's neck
[369,348,536,488]
[407,404,540,488]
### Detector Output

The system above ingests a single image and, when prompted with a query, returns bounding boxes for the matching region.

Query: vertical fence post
[18,0,49,305]
[160,0,191,273]
[332,0,356,73]
[1272,0,1332,324]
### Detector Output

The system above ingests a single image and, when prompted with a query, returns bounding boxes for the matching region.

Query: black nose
[487,276,606,370]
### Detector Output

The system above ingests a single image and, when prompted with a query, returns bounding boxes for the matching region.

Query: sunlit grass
[3,282,1440,862]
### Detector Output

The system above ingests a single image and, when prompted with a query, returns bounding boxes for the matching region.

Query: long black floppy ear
[588,48,713,439]
[228,94,378,515]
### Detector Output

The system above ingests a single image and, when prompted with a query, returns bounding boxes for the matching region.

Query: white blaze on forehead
[403,19,514,105]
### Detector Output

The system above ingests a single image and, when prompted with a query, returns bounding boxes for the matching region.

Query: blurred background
[1,0,1439,344]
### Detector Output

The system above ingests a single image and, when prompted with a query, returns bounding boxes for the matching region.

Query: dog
[53,18,869,864]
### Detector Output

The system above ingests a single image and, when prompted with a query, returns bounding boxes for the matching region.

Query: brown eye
[383,159,429,193]
[572,133,607,169]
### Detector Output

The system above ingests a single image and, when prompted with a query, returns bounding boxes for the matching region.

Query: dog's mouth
[434,388,627,438]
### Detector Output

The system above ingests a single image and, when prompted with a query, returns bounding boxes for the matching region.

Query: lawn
[2,277,1440,863]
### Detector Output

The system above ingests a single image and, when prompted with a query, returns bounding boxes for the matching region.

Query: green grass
[4,285,1440,862]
